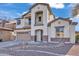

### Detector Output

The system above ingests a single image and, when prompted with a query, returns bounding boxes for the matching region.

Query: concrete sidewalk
[0,40,23,48]
[0,54,11,56]
[67,44,79,56]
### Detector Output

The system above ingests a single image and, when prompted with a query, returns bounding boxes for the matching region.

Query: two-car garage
[15,29,31,41]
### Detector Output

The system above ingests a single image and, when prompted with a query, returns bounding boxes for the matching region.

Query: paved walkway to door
[67,44,79,56]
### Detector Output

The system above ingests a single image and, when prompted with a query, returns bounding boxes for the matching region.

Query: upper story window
[38,16,41,22]
[56,26,64,32]
[29,18,31,25]
[35,11,43,26]
[17,20,21,25]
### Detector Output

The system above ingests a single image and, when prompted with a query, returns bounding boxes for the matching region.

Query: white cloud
[29,3,64,9]
[29,0,65,9]
[21,11,28,15]
[48,3,64,9]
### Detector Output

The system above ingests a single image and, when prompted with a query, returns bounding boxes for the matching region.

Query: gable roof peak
[29,3,49,10]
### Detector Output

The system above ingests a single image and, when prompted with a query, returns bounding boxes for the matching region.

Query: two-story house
[15,3,77,44]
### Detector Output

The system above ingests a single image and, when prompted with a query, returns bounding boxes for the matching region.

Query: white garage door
[16,31,31,41]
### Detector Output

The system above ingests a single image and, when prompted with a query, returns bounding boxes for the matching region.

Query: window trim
[55,26,64,38]
[35,11,43,26]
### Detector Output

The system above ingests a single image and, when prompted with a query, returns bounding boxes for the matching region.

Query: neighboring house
[0,20,16,42]
[75,31,79,43]
[15,3,77,43]
[76,31,79,36]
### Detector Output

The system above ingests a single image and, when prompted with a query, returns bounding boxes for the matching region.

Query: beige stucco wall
[31,4,49,36]
[21,18,29,26]
[47,15,54,23]
[50,20,70,38]
[69,25,76,43]
[48,26,51,42]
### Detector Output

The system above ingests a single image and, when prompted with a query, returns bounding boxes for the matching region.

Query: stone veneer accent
[42,35,48,42]
[31,35,48,42]
[51,38,70,42]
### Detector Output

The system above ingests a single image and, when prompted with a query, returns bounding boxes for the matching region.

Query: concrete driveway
[0,43,72,56]
[0,41,73,56]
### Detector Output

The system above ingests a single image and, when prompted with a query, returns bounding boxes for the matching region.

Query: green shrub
[76,35,79,43]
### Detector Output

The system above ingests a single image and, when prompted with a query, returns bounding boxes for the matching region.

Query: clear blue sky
[0,3,79,31]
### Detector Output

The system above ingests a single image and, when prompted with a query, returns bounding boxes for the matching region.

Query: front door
[35,30,43,42]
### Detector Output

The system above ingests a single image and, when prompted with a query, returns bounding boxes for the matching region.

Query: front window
[55,26,64,38]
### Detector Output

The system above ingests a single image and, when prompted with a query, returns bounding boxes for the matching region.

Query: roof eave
[71,22,78,25]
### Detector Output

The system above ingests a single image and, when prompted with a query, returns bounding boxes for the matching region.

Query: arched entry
[35,29,43,42]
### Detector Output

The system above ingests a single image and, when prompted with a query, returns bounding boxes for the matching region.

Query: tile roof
[48,17,78,26]
[0,27,13,31]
